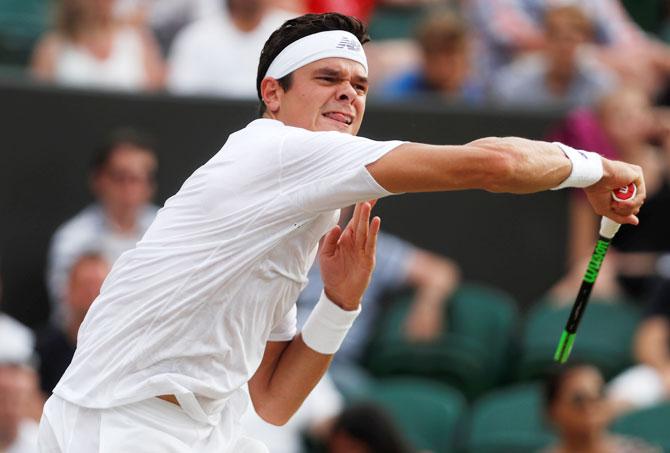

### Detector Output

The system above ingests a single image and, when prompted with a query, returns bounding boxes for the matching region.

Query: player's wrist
[551,142,603,190]
[323,288,360,311]
[301,290,361,355]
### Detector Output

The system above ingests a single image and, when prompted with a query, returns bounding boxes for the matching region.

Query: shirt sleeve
[268,304,297,342]
[280,128,405,213]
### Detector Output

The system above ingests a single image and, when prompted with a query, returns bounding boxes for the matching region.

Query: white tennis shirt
[54,118,403,427]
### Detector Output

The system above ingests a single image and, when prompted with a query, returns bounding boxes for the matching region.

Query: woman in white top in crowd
[31,0,165,91]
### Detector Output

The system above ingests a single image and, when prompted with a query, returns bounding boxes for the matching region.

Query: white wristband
[551,142,603,190]
[301,291,361,355]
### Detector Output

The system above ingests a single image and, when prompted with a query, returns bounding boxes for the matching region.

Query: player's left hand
[319,201,381,311]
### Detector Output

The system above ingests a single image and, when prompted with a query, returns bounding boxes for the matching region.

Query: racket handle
[612,183,636,202]
[600,217,620,239]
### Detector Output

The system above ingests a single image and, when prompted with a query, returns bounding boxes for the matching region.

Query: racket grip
[600,217,620,239]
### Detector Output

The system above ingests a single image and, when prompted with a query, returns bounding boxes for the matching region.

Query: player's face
[273,58,368,135]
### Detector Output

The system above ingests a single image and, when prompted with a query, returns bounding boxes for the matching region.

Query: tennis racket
[554,183,637,363]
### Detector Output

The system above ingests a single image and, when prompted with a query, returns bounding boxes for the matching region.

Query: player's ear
[261,77,282,114]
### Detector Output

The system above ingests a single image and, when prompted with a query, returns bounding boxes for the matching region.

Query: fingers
[634,172,646,203]
[339,201,380,253]
[346,202,362,237]
[354,202,372,249]
[610,194,642,225]
[590,160,646,225]
[321,225,342,257]
[365,216,381,256]
[612,162,646,215]
[605,212,639,226]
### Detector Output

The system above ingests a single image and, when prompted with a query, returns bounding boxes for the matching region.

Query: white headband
[265,30,368,80]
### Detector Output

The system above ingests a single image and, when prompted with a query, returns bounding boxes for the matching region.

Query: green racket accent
[554,193,631,364]
[554,330,576,363]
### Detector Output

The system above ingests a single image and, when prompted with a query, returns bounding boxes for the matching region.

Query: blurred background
[2,0,670,452]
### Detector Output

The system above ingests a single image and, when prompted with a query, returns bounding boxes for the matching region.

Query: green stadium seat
[369,378,467,453]
[466,383,556,453]
[365,283,519,398]
[518,298,641,380]
[0,0,51,65]
[367,6,428,40]
[611,403,670,450]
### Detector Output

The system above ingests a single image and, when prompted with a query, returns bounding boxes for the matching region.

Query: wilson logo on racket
[584,240,610,283]
[613,184,636,201]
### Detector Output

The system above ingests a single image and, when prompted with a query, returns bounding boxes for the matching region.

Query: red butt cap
[612,183,636,202]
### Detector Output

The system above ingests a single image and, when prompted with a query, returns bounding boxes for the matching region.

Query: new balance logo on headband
[336,37,361,52]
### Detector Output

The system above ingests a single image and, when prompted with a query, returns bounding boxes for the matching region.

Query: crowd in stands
[2,0,670,452]
[2,0,669,107]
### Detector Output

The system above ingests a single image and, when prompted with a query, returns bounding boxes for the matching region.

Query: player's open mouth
[323,112,353,125]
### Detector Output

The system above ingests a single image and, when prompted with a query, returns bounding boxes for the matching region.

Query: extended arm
[248,202,379,425]
[367,138,645,224]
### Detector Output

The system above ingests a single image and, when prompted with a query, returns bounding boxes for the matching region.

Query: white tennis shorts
[38,395,268,453]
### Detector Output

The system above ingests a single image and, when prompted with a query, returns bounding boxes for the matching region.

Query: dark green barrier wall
[0,80,567,326]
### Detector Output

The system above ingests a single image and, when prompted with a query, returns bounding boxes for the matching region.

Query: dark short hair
[256,13,370,116]
[331,403,413,453]
[90,128,157,176]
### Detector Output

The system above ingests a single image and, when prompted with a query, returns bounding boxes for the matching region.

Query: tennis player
[39,12,645,453]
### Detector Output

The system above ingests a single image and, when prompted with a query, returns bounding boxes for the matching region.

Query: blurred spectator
[113,0,218,53]
[36,253,110,396]
[167,0,295,98]
[326,402,413,453]
[378,11,485,103]
[465,0,670,94]
[47,129,158,325]
[0,314,41,453]
[464,0,549,80]
[607,279,670,410]
[542,363,660,453]
[549,86,670,302]
[241,374,343,453]
[30,0,165,91]
[297,206,460,365]
[492,6,615,108]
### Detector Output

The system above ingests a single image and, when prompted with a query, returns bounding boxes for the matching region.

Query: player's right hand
[584,158,645,225]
